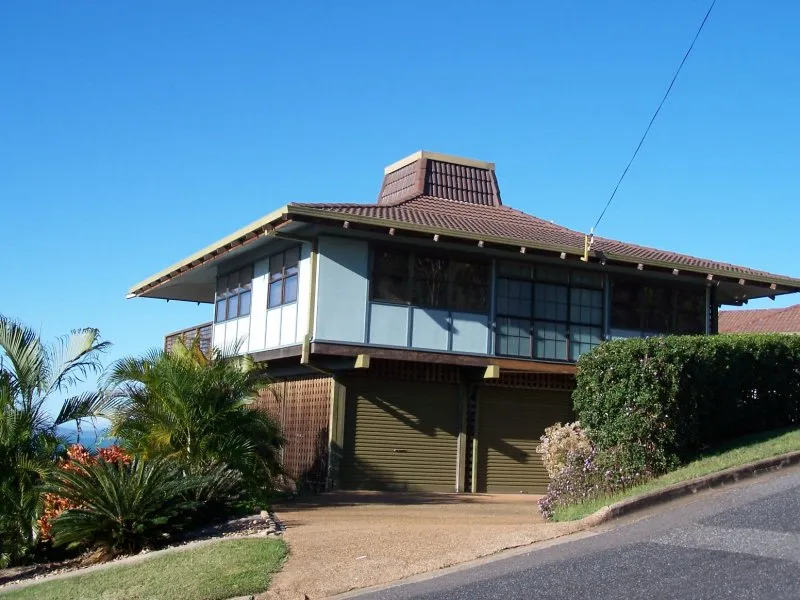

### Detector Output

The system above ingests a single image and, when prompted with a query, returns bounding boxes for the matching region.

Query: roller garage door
[476,387,572,493]
[340,379,461,492]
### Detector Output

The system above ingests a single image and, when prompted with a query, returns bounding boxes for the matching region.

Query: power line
[591,0,718,234]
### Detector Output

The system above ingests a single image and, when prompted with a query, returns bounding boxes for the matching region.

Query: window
[495,263,604,361]
[215,266,253,322]
[610,278,706,337]
[371,249,410,303]
[268,247,300,308]
[370,248,489,313]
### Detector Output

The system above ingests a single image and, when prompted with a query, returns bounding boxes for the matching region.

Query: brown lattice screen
[482,372,575,391]
[254,375,332,491]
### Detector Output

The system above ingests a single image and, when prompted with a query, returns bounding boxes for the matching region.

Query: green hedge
[573,334,800,475]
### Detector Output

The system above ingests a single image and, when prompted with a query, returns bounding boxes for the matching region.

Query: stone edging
[578,449,800,527]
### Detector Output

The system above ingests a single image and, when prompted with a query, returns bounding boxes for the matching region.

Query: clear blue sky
[2,1,799,413]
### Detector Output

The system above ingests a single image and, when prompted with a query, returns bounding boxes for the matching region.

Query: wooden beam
[483,365,500,379]
[310,343,577,375]
[354,354,371,369]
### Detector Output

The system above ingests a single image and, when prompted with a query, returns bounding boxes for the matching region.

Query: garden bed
[0,509,283,589]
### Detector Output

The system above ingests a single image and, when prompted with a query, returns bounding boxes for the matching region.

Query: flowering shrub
[38,444,130,539]
[536,436,647,520]
[537,422,593,478]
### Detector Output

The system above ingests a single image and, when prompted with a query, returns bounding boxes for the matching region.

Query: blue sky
[2,1,799,413]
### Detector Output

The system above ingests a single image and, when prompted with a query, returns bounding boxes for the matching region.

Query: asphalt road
[351,466,800,600]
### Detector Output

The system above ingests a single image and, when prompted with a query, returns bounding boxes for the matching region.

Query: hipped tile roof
[290,152,798,285]
[719,305,800,333]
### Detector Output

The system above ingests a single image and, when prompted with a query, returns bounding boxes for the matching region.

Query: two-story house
[128,151,800,494]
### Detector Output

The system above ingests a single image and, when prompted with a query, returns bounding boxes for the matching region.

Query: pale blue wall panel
[368,303,408,347]
[411,308,449,351]
[314,237,368,343]
[451,312,489,354]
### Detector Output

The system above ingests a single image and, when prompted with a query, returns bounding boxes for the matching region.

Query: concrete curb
[577,449,800,528]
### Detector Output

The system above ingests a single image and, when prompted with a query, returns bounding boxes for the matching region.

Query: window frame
[267,247,300,309]
[214,266,254,323]
[610,277,706,338]
[494,263,604,362]
[369,246,490,314]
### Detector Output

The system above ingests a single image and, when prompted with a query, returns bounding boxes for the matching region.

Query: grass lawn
[0,538,287,600]
[553,427,800,522]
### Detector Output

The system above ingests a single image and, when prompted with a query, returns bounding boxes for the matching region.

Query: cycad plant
[48,457,201,559]
[0,315,110,566]
[106,340,283,494]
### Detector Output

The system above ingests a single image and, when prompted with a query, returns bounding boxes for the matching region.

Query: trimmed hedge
[573,334,800,475]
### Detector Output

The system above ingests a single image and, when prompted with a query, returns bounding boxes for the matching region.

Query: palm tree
[0,315,110,566]
[105,340,283,493]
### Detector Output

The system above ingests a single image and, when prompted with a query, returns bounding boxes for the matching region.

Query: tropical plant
[39,444,131,540]
[0,315,110,567]
[106,339,283,494]
[48,457,201,559]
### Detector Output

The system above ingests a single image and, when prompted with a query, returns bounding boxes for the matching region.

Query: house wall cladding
[254,375,332,491]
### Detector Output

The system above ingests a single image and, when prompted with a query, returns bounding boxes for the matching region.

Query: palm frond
[0,315,45,409]
[54,391,120,426]
[43,328,110,399]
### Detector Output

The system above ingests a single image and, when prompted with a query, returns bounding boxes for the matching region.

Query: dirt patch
[259,491,583,600]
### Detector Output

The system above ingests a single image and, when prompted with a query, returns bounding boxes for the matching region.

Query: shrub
[573,334,800,476]
[537,422,593,478]
[39,444,131,540]
[536,439,647,519]
[47,457,201,559]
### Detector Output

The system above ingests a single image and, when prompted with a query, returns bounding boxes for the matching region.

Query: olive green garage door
[475,386,572,493]
[340,379,461,492]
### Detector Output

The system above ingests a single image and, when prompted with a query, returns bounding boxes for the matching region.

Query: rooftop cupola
[377,150,502,207]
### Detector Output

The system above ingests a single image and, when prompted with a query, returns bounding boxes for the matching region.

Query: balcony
[164,322,213,356]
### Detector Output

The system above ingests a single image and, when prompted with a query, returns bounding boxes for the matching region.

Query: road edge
[577,449,800,527]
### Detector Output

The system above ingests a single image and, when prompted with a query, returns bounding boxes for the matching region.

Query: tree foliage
[0,315,110,566]
[105,339,283,493]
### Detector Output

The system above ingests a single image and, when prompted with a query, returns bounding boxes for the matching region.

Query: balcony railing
[164,322,213,356]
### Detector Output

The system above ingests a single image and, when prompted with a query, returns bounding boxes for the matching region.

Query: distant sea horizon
[56,423,117,449]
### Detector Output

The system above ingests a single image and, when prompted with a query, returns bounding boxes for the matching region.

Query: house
[128,151,800,494]
[719,304,800,334]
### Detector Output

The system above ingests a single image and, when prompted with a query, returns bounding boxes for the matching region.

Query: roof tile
[719,305,800,333]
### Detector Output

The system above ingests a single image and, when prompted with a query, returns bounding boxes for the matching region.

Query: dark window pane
[534,321,568,360]
[284,246,300,269]
[215,298,227,322]
[239,290,251,316]
[611,280,641,330]
[284,274,298,304]
[240,266,254,290]
[534,284,568,321]
[572,271,603,288]
[536,266,569,284]
[570,326,602,361]
[227,294,239,319]
[496,317,531,357]
[449,261,489,312]
[570,288,603,325]
[498,262,534,280]
[216,277,228,295]
[412,256,448,308]
[269,253,284,282]
[496,278,532,318]
[371,249,410,303]
[268,281,283,308]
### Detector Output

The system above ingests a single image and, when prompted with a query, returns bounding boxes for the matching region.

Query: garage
[340,378,461,492]
[475,386,572,494]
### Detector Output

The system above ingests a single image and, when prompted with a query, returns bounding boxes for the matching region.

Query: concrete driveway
[259,491,583,600]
